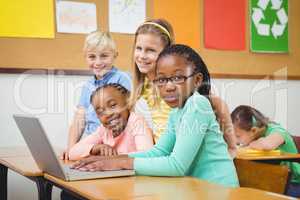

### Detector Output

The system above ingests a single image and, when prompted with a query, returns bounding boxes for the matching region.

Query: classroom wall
[0,73,300,200]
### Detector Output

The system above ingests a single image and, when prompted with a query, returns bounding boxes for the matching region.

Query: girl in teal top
[72,44,239,188]
[231,105,300,197]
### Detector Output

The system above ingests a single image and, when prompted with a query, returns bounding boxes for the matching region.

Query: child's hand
[71,155,133,171]
[248,138,265,150]
[61,148,70,160]
[228,147,237,158]
[90,144,118,156]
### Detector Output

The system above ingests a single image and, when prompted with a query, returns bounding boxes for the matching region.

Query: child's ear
[114,51,119,58]
[194,73,203,88]
[250,126,265,137]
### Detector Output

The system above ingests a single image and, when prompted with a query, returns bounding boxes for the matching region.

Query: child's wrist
[119,157,134,170]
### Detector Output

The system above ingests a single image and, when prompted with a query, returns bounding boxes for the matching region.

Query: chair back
[234,159,290,194]
[292,135,300,153]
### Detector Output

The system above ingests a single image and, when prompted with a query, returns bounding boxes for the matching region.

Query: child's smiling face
[155,54,203,108]
[85,47,116,79]
[134,33,165,76]
[92,86,130,137]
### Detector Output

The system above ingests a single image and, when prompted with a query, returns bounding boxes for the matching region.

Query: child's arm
[210,96,237,157]
[132,115,154,152]
[249,133,285,150]
[68,129,102,160]
[63,107,86,160]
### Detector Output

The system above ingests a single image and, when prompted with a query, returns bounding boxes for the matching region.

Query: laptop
[13,114,135,181]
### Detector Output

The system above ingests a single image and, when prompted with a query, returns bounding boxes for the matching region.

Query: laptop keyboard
[62,164,99,175]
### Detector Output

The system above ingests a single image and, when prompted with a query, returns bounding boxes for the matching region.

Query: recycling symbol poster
[250,0,288,53]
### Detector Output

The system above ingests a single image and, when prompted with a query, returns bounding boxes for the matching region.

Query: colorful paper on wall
[204,0,246,50]
[56,1,97,34]
[153,0,200,50]
[250,0,288,53]
[0,0,54,38]
[109,0,146,34]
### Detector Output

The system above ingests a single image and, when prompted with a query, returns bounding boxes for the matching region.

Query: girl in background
[231,105,300,197]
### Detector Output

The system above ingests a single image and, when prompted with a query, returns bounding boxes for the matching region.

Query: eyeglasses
[153,71,199,87]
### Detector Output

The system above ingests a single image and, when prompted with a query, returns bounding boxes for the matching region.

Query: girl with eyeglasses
[131,19,237,157]
[72,44,239,188]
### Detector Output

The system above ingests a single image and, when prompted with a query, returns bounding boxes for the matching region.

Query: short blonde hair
[83,31,117,53]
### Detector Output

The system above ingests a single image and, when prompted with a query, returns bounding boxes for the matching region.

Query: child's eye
[100,54,109,58]
[88,55,96,59]
[135,46,142,51]
[173,76,185,83]
[157,78,167,84]
[147,48,156,53]
[110,104,117,109]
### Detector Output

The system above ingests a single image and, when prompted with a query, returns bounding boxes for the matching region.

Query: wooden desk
[0,146,31,157]
[44,175,232,200]
[236,151,300,163]
[230,188,297,200]
[0,147,52,200]
[44,174,295,200]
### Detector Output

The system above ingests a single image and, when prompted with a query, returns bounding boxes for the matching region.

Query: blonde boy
[63,31,131,160]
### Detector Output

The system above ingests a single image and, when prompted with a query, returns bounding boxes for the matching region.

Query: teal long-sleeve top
[129,92,239,188]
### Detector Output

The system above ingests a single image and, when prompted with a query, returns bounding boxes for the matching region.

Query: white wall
[0,73,299,199]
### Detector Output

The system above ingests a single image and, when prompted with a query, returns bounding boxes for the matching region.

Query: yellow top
[141,78,171,143]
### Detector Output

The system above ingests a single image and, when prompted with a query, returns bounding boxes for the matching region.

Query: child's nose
[95,57,102,65]
[165,80,176,91]
[140,51,147,59]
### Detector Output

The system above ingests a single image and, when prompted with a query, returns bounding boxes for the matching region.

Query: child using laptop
[63,31,131,160]
[68,83,153,160]
[231,105,300,197]
[72,44,239,188]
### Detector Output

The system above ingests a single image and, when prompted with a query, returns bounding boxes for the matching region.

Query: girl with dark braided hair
[68,83,153,160]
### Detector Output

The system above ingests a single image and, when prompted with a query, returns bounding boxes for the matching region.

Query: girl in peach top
[68,83,153,160]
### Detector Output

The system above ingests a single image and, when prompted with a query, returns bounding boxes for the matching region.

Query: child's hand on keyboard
[90,144,118,156]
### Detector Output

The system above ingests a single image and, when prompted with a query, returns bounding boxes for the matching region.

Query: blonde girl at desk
[231,105,300,197]
[72,44,239,188]
[131,19,237,156]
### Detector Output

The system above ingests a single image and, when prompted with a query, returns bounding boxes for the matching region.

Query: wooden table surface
[0,156,42,176]
[236,151,300,162]
[0,146,31,157]
[0,145,63,177]
[44,174,296,200]
[1,146,297,200]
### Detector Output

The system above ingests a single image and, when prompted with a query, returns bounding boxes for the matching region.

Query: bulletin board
[0,0,153,73]
[0,0,299,79]
[154,0,300,79]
